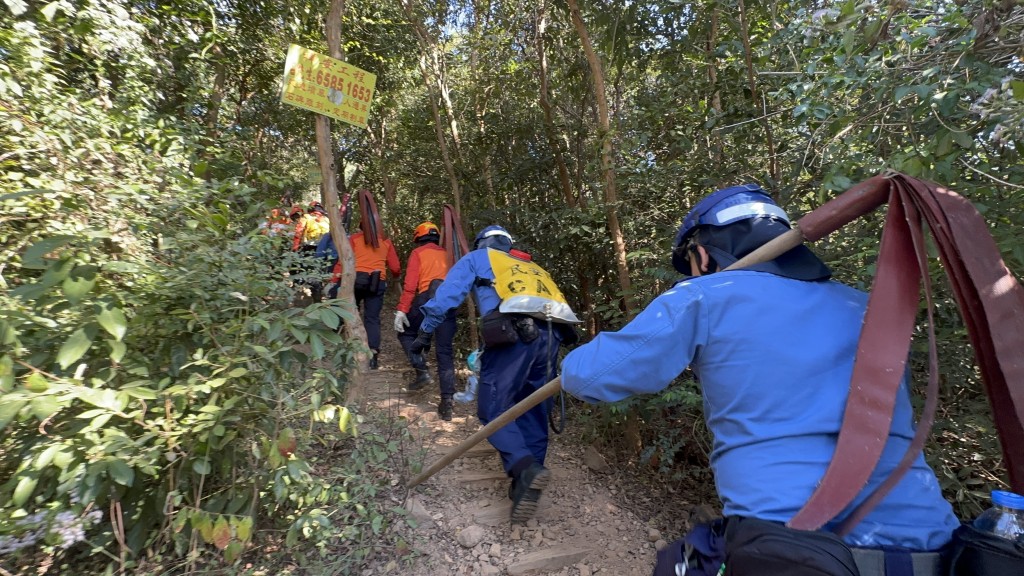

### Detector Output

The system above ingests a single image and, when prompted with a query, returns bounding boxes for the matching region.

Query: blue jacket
[420,249,502,334]
[561,271,958,551]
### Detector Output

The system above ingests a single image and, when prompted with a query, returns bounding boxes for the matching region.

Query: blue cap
[673,183,790,249]
[992,490,1024,510]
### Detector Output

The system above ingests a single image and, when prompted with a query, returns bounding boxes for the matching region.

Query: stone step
[440,443,499,459]
[507,546,595,575]
[452,470,508,485]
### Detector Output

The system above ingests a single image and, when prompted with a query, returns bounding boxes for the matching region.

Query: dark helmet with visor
[672,184,830,281]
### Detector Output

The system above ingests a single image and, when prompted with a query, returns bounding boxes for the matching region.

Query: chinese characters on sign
[280,44,376,129]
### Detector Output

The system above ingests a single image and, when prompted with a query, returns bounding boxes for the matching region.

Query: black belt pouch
[724,517,860,576]
[480,310,519,348]
[946,523,1024,576]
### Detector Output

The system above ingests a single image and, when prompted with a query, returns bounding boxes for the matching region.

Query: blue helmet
[473,225,513,251]
[672,184,793,275]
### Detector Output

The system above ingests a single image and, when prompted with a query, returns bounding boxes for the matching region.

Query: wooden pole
[408,378,562,488]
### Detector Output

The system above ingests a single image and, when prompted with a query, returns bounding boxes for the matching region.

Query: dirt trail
[355,326,700,576]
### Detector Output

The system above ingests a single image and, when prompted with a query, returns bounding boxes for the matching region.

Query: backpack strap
[785,174,1024,531]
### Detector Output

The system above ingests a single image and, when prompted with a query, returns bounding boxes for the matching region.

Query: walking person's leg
[433,310,458,420]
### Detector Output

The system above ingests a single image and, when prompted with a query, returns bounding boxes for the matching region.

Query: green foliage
[0,2,406,573]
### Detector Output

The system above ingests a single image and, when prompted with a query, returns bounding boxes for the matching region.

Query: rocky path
[355,329,706,576]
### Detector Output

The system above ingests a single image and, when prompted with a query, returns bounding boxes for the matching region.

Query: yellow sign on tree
[280,44,376,129]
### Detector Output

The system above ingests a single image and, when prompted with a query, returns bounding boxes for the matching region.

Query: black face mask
[678,218,831,281]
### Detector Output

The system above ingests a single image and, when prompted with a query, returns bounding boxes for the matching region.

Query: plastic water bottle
[454,349,481,404]
[972,490,1024,544]
[454,375,478,404]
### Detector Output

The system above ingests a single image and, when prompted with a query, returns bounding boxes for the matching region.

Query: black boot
[409,369,432,390]
[369,350,379,370]
[438,395,454,421]
[510,463,550,524]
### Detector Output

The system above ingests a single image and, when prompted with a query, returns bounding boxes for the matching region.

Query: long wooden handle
[409,226,815,489]
[407,378,562,488]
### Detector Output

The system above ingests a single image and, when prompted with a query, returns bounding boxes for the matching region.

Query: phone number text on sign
[280,44,376,129]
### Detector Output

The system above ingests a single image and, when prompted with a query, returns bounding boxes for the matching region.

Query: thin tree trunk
[536,0,576,208]
[738,0,778,183]
[316,0,370,400]
[367,118,398,206]
[566,0,633,318]
[707,7,724,166]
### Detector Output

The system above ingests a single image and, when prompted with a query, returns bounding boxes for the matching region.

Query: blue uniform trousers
[355,285,385,351]
[398,292,457,396]
[479,326,562,474]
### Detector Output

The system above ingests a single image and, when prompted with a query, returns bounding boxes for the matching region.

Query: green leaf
[234,516,253,542]
[227,367,248,378]
[97,305,127,341]
[12,475,37,507]
[29,396,62,420]
[894,86,914,102]
[224,540,243,563]
[25,372,48,392]
[0,355,13,392]
[57,328,93,369]
[318,308,340,330]
[951,130,974,149]
[21,236,74,270]
[62,265,98,304]
[192,457,211,475]
[107,459,135,486]
[109,340,127,362]
[1011,80,1024,101]
[309,332,325,359]
[0,400,26,432]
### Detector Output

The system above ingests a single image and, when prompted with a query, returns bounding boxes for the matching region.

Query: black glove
[410,330,432,355]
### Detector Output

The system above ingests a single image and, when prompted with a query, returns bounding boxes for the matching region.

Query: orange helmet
[289,205,303,218]
[413,221,440,242]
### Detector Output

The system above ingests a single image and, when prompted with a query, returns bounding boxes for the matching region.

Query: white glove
[394,311,410,332]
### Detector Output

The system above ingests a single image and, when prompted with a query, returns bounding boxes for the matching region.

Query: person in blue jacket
[560,184,959,573]
[411,225,569,524]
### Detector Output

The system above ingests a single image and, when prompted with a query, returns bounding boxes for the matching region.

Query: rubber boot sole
[510,468,551,524]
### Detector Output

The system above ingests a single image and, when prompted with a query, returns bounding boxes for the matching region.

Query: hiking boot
[438,395,454,421]
[510,463,551,524]
[369,350,379,370]
[409,369,433,390]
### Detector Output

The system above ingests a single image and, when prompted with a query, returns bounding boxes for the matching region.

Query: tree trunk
[535,0,576,208]
[738,0,779,183]
[317,0,370,403]
[566,0,633,318]
[707,7,724,166]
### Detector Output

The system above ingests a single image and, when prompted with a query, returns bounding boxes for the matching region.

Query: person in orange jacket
[394,222,458,420]
[328,229,400,369]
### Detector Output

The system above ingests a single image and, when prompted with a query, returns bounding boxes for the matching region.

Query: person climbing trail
[394,221,458,420]
[411,225,580,524]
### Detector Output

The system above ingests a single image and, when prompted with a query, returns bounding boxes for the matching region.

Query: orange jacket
[330,232,400,282]
[397,243,450,313]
